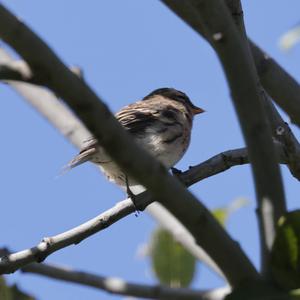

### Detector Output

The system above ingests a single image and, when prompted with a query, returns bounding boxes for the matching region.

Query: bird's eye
[162,110,177,120]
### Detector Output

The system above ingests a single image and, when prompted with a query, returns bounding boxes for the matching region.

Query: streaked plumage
[66,88,204,187]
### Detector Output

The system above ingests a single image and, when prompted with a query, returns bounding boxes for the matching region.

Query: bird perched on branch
[66,88,204,192]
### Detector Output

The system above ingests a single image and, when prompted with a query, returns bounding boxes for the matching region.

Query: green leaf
[0,277,34,300]
[148,198,248,287]
[213,197,249,226]
[290,289,300,300]
[149,227,196,287]
[213,208,228,226]
[10,285,34,300]
[271,210,300,290]
[0,277,12,300]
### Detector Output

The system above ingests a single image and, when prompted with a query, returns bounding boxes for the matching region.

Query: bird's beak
[192,106,205,115]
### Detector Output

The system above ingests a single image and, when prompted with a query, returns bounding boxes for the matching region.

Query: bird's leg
[125,174,140,216]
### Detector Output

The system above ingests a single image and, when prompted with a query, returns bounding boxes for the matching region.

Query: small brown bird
[67,88,204,189]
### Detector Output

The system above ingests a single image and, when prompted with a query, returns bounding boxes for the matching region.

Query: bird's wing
[115,102,160,135]
[63,103,158,171]
[64,101,178,171]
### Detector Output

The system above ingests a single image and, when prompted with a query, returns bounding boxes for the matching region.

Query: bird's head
[143,88,204,116]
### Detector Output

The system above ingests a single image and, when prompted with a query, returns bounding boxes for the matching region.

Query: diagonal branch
[0,4,258,285]
[162,0,300,128]
[260,88,300,181]
[0,197,145,274]
[0,51,82,85]
[20,262,230,300]
[0,247,230,300]
[250,42,300,127]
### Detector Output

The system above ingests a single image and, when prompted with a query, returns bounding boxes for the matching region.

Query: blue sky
[1,1,300,299]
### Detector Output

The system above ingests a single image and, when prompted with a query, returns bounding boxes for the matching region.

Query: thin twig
[0,198,143,274]
[20,262,230,300]
[178,145,289,187]
[0,248,230,300]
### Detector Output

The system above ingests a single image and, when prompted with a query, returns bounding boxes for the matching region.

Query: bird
[66,88,204,193]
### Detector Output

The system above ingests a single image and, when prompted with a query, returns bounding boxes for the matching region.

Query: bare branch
[0,198,143,274]
[0,53,34,82]
[223,0,300,278]
[0,248,229,299]
[260,91,300,181]
[162,0,300,128]
[223,1,300,181]
[250,42,300,127]
[163,0,286,278]
[0,64,30,81]
[0,5,259,285]
[0,51,82,85]
[178,145,289,187]
[20,262,230,300]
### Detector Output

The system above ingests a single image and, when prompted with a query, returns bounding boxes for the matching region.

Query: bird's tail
[60,147,97,176]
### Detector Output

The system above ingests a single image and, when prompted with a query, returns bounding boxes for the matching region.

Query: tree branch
[178,145,288,187]
[161,0,300,128]
[0,197,146,274]
[260,90,300,181]
[163,0,287,277]
[0,57,34,82]
[250,42,300,127]
[0,248,228,300]
[0,4,258,285]
[223,0,300,278]
[0,51,82,85]
[20,262,230,300]
[224,1,300,180]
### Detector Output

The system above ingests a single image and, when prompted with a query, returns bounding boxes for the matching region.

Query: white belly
[92,131,188,187]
